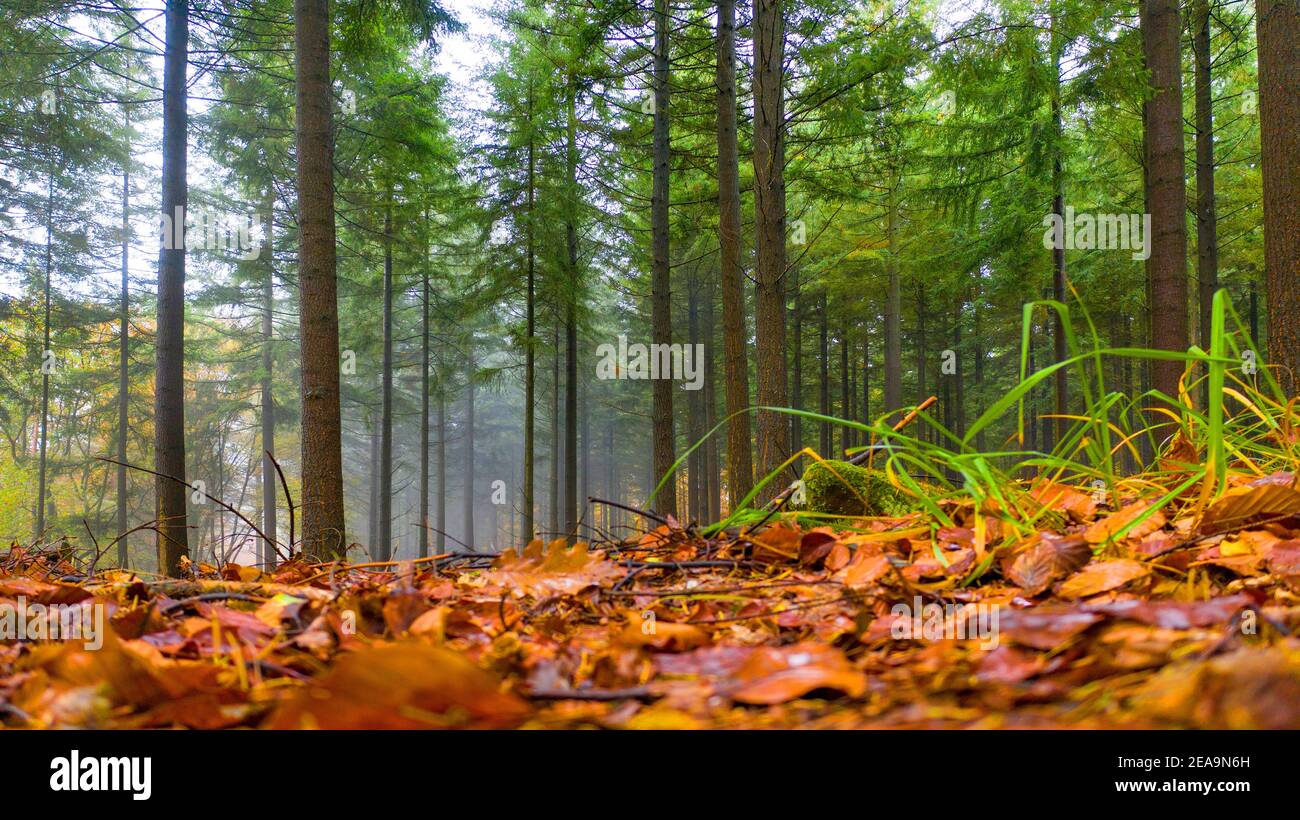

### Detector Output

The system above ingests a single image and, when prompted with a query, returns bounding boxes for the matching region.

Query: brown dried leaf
[1200,483,1300,534]
[1056,559,1150,599]
[1007,533,1092,596]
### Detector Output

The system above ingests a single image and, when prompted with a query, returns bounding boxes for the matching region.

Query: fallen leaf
[726,643,866,704]
[1056,559,1150,599]
[263,642,528,729]
[1007,532,1091,595]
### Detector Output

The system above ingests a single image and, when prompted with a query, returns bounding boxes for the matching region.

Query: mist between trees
[0,0,1295,575]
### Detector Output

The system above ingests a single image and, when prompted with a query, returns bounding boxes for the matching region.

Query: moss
[800,459,915,517]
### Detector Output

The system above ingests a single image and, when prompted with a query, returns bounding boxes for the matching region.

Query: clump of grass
[653,290,1292,549]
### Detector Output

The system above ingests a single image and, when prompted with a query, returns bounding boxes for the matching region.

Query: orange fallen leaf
[1056,559,1150,599]
[264,642,528,729]
[726,643,866,704]
[1200,483,1300,534]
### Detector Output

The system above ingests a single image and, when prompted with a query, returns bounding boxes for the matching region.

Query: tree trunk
[819,291,830,455]
[294,0,346,558]
[1192,0,1218,361]
[117,110,130,567]
[789,266,802,468]
[703,278,721,521]
[861,332,869,431]
[1141,0,1190,401]
[36,160,52,541]
[377,188,394,562]
[915,281,927,415]
[650,0,677,519]
[463,347,476,548]
[1049,2,1068,447]
[751,0,789,498]
[436,380,446,550]
[549,320,560,538]
[564,72,580,542]
[419,207,431,558]
[840,325,850,455]
[1257,0,1300,394]
[884,178,902,417]
[522,83,537,543]
[716,0,754,508]
[155,0,189,575]
[260,189,277,568]
[367,405,379,551]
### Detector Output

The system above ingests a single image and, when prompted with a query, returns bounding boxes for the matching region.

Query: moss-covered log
[800,459,914,516]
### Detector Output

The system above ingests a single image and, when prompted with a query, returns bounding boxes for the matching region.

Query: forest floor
[5,477,1300,729]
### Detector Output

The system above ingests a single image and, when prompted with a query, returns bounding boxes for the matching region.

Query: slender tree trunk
[1050,6,1068,446]
[953,296,966,439]
[848,328,857,449]
[789,266,803,468]
[377,188,394,562]
[155,0,189,575]
[368,405,379,550]
[884,177,902,417]
[751,0,789,497]
[1141,0,1190,401]
[818,291,830,455]
[974,296,985,451]
[464,347,476,548]
[649,0,677,519]
[580,376,590,534]
[687,274,702,520]
[36,160,53,541]
[605,420,616,530]
[915,281,927,409]
[116,111,130,567]
[716,0,754,508]
[861,332,869,430]
[564,72,580,542]
[549,320,560,538]
[840,326,850,455]
[294,0,346,558]
[522,83,537,543]
[1192,0,1218,361]
[419,207,431,558]
[1256,0,1300,393]
[260,189,277,567]
[436,381,446,550]
[703,278,720,521]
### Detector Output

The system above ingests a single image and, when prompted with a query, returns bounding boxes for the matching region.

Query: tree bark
[789,266,802,468]
[294,0,346,558]
[436,379,446,551]
[419,206,431,558]
[260,189,277,568]
[884,177,902,417]
[36,158,53,541]
[155,0,189,575]
[463,347,476,548]
[377,188,394,562]
[650,0,677,519]
[1050,4,1067,446]
[564,71,580,541]
[1256,0,1300,394]
[818,291,829,455]
[716,0,754,509]
[840,325,850,455]
[117,110,130,567]
[752,0,790,498]
[549,320,560,538]
[1193,0,1218,359]
[1141,0,1190,401]
[522,82,537,543]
